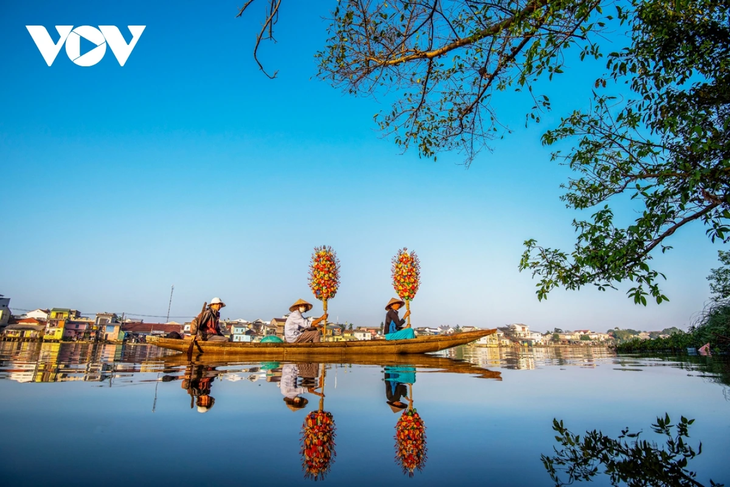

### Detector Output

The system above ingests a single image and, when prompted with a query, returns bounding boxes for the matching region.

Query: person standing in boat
[384,298,415,340]
[192,297,228,342]
[284,299,328,343]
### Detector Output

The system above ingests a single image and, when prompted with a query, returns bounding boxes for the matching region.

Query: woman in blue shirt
[384,298,415,340]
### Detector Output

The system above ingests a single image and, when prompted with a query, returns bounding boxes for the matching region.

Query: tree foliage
[708,250,730,301]
[238,0,605,165]
[543,414,724,487]
[237,0,729,303]
[520,0,730,304]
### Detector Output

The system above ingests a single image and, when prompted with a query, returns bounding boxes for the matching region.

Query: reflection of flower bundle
[308,246,340,301]
[392,248,420,301]
[395,409,427,477]
[301,410,337,480]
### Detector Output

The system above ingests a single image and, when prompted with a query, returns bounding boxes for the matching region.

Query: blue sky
[0,1,721,331]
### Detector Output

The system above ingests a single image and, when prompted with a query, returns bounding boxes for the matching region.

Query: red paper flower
[308,246,341,301]
[392,248,421,301]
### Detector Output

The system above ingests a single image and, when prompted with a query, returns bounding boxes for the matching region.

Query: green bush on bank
[617,301,730,353]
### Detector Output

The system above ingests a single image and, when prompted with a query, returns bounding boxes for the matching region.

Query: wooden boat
[147,329,496,358]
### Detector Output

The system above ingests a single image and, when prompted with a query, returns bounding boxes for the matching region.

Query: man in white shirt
[284,299,327,343]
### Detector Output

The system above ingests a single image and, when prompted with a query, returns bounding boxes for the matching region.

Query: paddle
[187,302,207,360]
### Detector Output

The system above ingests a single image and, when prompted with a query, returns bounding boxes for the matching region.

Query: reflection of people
[384,365,415,412]
[384,298,415,340]
[280,362,321,411]
[182,364,218,413]
[192,297,228,342]
[284,299,327,343]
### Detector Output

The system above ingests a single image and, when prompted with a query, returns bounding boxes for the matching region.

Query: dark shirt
[199,308,223,338]
[384,309,406,334]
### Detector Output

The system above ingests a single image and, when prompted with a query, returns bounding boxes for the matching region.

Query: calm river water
[0,342,728,486]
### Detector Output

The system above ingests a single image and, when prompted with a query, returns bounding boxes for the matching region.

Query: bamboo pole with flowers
[308,246,340,341]
[300,364,336,480]
[392,248,421,328]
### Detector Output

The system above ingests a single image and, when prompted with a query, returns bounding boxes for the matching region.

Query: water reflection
[182,364,221,413]
[385,366,428,477]
[1,342,728,486]
[301,364,336,480]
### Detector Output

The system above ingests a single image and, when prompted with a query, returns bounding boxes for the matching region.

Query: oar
[187,302,207,360]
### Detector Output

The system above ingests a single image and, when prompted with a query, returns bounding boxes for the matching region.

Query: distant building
[44,308,78,341]
[103,323,124,342]
[476,330,511,347]
[231,323,252,342]
[2,319,45,340]
[25,308,50,321]
[121,322,184,338]
[270,317,287,336]
[353,329,371,341]
[62,320,93,340]
[0,295,11,327]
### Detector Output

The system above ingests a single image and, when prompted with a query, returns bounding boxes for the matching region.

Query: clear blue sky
[0,1,720,332]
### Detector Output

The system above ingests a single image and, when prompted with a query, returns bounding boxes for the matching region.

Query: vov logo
[26,25,146,67]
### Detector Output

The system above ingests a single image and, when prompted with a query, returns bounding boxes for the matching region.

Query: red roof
[121,323,183,334]
[17,318,44,324]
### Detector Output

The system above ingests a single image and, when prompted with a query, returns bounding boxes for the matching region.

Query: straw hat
[387,400,408,413]
[385,298,405,310]
[210,297,226,308]
[289,299,313,313]
[283,396,309,411]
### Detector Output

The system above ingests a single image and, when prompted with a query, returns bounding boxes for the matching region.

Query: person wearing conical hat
[284,299,328,343]
[384,298,415,340]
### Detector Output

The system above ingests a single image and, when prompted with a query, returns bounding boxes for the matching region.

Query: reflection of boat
[148,329,496,357]
[159,351,502,380]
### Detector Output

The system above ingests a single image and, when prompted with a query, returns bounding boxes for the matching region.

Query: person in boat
[284,299,328,343]
[280,362,322,411]
[384,298,415,340]
[182,364,218,413]
[192,297,228,342]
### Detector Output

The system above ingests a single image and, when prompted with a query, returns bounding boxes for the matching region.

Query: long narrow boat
[147,329,495,358]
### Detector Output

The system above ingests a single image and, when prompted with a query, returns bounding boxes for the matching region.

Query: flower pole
[394,395,427,477]
[301,364,336,480]
[392,248,421,328]
[308,246,340,342]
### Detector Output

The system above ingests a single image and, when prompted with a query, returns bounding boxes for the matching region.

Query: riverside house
[121,322,184,340]
[2,318,46,340]
[44,308,80,341]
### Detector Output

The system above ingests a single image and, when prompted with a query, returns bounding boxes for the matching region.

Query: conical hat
[289,299,313,313]
[387,400,408,413]
[283,396,308,411]
[385,297,405,310]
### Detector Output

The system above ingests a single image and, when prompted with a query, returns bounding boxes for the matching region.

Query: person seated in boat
[280,362,322,411]
[192,297,228,342]
[384,298,415,340]
[284,299,327,343]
